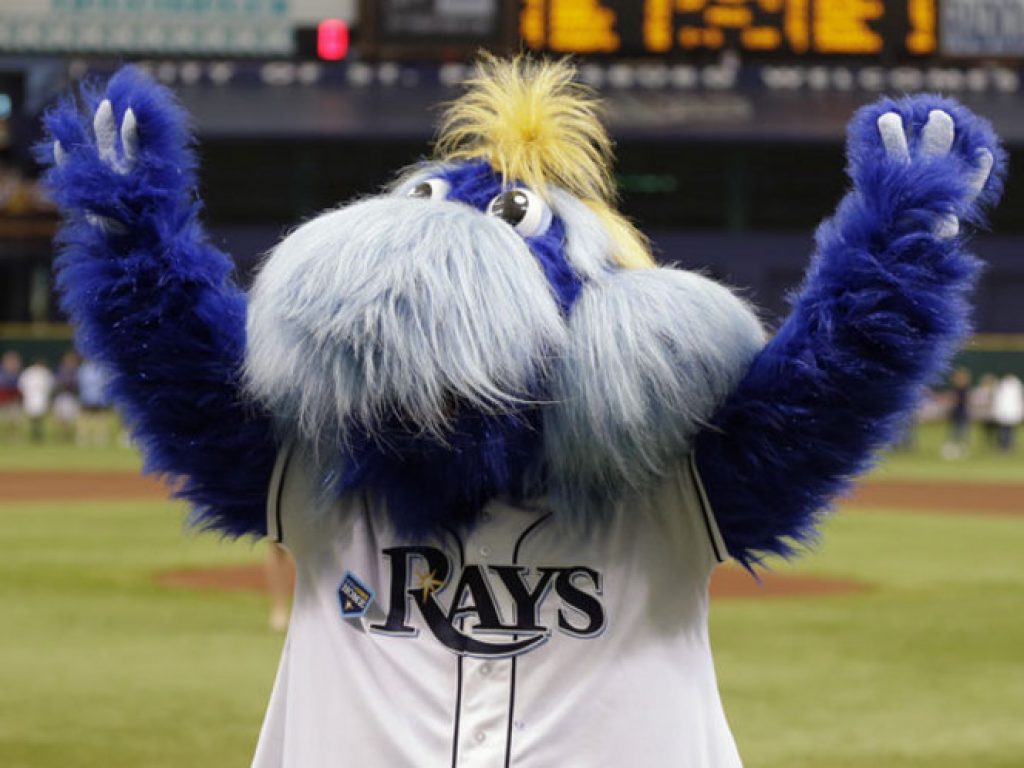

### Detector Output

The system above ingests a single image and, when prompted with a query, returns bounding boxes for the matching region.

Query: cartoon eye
[407,178,450,200]
[486,189,552,238]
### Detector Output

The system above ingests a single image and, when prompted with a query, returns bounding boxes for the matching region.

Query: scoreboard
[942,0,1024,57]
[360,0,518,59]
[1,0,1023,61]
[521,0,939,58]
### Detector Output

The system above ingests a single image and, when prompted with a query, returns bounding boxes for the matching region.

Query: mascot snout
[245,195,568,442]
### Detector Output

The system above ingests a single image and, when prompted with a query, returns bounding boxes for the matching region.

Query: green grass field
[1,422,1022,767]
[873,422,1024,484]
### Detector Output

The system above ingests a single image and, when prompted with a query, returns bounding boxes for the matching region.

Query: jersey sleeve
[642,451,731,574]
[657,451,729,571]
[686,450,729,565]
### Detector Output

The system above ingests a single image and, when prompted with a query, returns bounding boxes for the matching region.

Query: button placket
[456,657,512,766]
[452,506,549,766]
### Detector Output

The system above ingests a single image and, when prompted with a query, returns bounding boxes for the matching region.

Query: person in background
[942,367,972,460]
[970,373,1000,449]
[0,351,23,439]
[76,358,112,446]
[991,373,1024,453]
[265,543,293,632]
[18,359,55,443]
[52,351,81,442]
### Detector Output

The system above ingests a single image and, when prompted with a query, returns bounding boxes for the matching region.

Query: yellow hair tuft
[436,54,613,204]
[435,54,654,269]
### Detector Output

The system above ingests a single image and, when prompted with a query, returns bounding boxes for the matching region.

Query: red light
[317,19,349,61]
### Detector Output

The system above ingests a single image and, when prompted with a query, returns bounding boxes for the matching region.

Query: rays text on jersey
[367,546,606,658]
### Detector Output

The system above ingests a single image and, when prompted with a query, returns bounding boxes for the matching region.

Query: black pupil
[492,191,529,225]
[410,182,434,199]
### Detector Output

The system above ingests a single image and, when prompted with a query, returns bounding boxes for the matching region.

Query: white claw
[934,213,960,239]
[933,148,993,239]
[86,213,126,234]
[968,149,994,196]
[121,108,138,169]
[93,99,118,167]
[53,140,67,167]
[877,113,910,162]
[921,110,955,157]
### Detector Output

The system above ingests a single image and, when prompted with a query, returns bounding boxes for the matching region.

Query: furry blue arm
[695,95,1006,570]
[38,67,277,537]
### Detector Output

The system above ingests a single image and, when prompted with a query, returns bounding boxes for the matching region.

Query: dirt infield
[845,481,1024,516]
[709,567,867,599]
[4,469,1019,599]
[0,470,169,501]
[156,562,869,600]
[3,470,1022,513]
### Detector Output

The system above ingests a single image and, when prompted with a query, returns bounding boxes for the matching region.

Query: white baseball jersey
[252,443,741,767]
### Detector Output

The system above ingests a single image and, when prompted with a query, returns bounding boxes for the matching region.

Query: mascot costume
[40,57,1004,766]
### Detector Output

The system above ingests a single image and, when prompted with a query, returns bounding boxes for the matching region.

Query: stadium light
[317,19,349,61]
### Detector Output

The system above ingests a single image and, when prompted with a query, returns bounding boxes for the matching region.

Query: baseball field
[1,422,1021,767]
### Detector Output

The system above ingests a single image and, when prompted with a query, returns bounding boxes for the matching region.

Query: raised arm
[696,95,1005,570]
[38,67,277,536]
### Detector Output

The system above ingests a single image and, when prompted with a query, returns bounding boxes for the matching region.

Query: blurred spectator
[18,359,55,443]
[991,373,1023,453]
[0,351,23,438]
[0,165,31,216]
[942,367,972,459]
[77,359,112,446]
[970,373,1000,449]
[266,543,293,633]
[52,351,81,442]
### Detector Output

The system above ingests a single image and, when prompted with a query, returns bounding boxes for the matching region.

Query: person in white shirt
[18,360,55,443]
[991,374,1024,452]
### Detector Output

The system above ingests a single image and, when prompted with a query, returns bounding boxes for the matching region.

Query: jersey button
[480,663,493,676]
[475,731,486,743]
[479,545,492,558]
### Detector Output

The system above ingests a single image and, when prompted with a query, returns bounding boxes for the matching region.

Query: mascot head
[245,55,765,533]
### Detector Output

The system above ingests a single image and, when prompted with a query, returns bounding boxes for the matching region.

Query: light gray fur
[547,189,618,280]
[543,267,765,524]
[245,196,568,444]
[247,172,767,525]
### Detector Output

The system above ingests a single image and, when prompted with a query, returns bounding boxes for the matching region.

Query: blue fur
[526,218,580,313]
[439,160,500,209]
[696,95,1006,570]
[37,66,278,537]
[439,160,582,312]
[337,409,544,536]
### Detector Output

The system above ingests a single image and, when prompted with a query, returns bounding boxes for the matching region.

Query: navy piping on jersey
[512,512,552,563]
[272,444,295,544]
[505,511,553,766]
[451,655,464,768]
[689,451,726,563]
[505,658,517,768]
[444,526,466,768]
